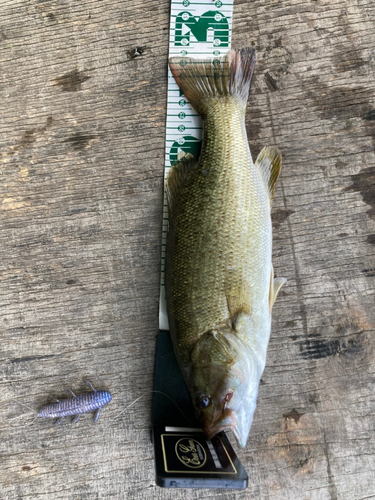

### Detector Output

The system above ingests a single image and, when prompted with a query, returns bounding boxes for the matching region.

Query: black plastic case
[152,331,248,489]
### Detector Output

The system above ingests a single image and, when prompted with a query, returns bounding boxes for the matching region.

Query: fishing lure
[38,380,112,425]
[2,386,189,428]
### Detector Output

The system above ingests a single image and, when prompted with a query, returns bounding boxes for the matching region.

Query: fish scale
[159,0,235,332]
[168,98,271,357]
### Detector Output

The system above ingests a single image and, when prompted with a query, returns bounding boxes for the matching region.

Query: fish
[165,48,286,448]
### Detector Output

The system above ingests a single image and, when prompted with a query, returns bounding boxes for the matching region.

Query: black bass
[165,48,286,448]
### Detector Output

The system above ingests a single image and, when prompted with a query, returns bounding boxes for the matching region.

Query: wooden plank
[0,0,374,498]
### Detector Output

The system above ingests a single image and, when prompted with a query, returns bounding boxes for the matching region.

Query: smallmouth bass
[166,49,286,448]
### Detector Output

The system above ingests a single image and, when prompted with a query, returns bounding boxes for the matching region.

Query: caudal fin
[169,48,256,116]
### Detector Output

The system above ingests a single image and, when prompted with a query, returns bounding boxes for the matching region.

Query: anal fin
[269,265,287,312]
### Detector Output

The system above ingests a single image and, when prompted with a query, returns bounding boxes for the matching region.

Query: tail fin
[169,48,256,116]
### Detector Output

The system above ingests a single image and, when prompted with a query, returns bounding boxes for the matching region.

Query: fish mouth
[202,408,236,440]
[204,422,235,440]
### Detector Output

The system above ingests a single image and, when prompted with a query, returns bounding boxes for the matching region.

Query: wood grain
[1,0,374,498]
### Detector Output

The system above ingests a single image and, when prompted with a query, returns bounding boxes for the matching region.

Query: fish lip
[204,422,235,440]
[203,409,236,440]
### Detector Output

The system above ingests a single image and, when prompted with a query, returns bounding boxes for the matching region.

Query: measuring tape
[159,0,234,330]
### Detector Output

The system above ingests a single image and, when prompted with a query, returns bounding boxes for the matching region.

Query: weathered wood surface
[1,0,374,498]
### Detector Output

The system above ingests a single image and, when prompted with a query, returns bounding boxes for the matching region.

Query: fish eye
[199,395,211,409]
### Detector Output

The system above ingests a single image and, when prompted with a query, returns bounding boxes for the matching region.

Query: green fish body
[166,49,286,448]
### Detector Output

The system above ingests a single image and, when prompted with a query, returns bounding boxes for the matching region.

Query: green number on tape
[175,11,229,47]
[169,136,202,164]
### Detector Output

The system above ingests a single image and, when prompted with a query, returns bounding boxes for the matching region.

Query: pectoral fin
[269,265,287,311]
[255,146,282,203]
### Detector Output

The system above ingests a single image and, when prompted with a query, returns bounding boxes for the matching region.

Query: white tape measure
[159,0,234,331]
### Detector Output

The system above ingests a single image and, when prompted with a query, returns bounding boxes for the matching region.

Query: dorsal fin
[165,156,198,217]
[255,146,282,203]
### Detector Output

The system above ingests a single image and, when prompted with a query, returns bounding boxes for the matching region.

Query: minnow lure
[38,380,112,425]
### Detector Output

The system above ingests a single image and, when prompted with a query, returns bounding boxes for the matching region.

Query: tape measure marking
[159,0,234,331]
